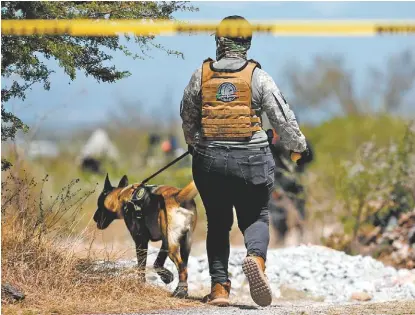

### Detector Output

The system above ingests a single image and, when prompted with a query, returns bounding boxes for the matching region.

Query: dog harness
[124,185,157,220]
[201,57,262,141]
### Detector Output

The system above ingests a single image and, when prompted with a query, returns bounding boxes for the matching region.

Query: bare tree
[368,50,415,112]
[285,50,415,116]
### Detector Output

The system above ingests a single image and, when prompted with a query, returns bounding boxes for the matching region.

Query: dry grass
[1,170,201,315]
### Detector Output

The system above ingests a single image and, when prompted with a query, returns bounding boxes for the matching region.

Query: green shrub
[307,116,415,251]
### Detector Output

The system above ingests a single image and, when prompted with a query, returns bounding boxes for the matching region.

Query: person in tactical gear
[266,129,314,244]
[180,15,312,307]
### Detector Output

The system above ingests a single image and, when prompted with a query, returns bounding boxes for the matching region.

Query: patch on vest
[216,82,238,102]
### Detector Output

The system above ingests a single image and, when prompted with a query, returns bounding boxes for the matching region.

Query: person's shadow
[184,295,258,310]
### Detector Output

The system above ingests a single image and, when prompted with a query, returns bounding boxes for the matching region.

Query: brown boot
[202,281,231,307]
[242,255,272,307]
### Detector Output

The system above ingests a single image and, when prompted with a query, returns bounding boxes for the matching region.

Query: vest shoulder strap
[201,60,214,84]
[203,57,214,63]
[247,59,262,69]
[238,61,258,84]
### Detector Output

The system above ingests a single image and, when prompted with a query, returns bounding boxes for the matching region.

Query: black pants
[192,145,275,284]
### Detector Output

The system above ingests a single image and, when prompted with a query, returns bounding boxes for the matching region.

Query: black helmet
[215,15,253,43]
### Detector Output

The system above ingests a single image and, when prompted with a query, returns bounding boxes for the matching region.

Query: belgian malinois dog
[93,174,198,298]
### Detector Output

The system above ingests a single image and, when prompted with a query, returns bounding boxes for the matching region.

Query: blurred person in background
[180,15,312,307]
[161,134,179,159]
[144,133,161,165]
[267,128,314,244]
[77,128,119,174]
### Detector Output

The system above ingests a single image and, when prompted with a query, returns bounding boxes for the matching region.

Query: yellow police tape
[2,19,415,36]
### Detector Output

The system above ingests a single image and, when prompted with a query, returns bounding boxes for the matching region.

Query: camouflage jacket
[180,57,307,153]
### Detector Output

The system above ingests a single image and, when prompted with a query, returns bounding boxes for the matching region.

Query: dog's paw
[137,273,146,283]
[172,285,188,299]
[156,268,174,284]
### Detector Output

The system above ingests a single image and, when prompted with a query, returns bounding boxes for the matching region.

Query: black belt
[196,145,269,151]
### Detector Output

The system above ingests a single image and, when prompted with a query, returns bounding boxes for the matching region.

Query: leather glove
[291,147,312,166]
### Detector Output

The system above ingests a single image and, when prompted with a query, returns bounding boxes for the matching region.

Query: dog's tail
[176,181,198,203]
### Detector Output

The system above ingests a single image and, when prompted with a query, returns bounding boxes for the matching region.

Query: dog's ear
[104,173,112,190]
[118,175,129,188]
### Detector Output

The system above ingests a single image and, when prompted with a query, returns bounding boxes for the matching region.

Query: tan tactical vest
[201,58,262,141]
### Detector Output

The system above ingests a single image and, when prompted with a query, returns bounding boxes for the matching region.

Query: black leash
[125,151,190,220]
[140,151,190,185]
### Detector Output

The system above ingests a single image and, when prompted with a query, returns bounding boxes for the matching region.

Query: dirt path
[132,300,415,315]
[86,232,415,315]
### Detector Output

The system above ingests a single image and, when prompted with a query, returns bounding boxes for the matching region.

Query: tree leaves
[1,1,198,171]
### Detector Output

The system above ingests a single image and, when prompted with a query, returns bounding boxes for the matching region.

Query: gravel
[96,244,415,304]
[136,301,415,315]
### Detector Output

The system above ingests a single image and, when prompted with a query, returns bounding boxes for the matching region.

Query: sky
[3,1,415,132]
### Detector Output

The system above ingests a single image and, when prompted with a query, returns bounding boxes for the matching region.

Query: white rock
[95,244,415,303]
